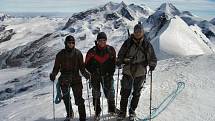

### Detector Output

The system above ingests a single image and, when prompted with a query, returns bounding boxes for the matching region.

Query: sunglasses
[134,29,143,33]
[98,39,107,42]
[67,41,75,44]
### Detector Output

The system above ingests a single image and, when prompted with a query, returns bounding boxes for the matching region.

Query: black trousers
[91,75,116,115]
[119,75,145,115]
[60,80,86,121]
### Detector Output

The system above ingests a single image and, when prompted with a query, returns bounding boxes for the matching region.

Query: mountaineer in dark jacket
[85,32,117,119]
[116,24,157,120]
[50,35,90,121]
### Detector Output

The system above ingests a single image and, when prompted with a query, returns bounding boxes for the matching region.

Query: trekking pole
[68,80,74,119]
[52,82,56,121]
[68,81,71,119]
[115,67,120,108]
[86,79,92,117]
[149,71,153,121]
[101,76,105,121]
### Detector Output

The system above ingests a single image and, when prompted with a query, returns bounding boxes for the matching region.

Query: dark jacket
[117,34,157,77]
[85,45,116,77]
[51,48,89,84]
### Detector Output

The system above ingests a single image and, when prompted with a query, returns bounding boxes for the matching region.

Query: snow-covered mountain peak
[104,1,135,21]
[151,16,213,59]
[118,1,127,8]
[145,2,180,27]
[63,2,152,30]
[128,3,154,16]
[103,2,119,11]
[157,2,181,16]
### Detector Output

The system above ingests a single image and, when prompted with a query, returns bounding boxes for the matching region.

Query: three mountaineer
[50,23,157,121]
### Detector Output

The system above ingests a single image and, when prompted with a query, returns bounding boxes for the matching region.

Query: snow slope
[0,17,66,53]
[152,16,213,59]
[0,54,215,121]
[0,68,35,85]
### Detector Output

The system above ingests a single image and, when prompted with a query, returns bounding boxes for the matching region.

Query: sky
[0,0,215,20]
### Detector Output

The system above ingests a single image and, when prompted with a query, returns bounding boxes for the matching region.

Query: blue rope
[54,80,62,104]
[135,81,185,121]
[54,79,73,104]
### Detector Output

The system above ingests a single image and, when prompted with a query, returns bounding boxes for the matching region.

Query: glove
[49,73,55,81]
[149,66,155,71]
[123,57,134,64]
[123,58,131,64]
[85,73,91,80]
[116,59,122,67]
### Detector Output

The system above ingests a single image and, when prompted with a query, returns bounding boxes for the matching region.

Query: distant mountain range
[0,2,215,69]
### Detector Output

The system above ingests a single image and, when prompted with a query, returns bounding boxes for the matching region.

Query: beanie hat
[64,35,75,45]
[97,32,107,40]
[134,23,143,32]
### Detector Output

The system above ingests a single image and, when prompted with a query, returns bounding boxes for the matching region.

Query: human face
[67,41,75,49]
[134,29,144,40]
[97,38,107,48]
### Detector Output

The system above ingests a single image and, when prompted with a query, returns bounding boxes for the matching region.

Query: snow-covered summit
[146,2,180,28]
[63,2,152,30]
[156,2,180,16]
[0,2,214,69]
[151,16,213,59]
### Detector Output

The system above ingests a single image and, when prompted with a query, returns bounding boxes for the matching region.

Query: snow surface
[0,68,35,85]
[0,17,66,53]
[153,16,213,57]
[0,55,215,121]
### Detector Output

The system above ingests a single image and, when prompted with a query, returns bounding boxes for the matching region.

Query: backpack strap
[106,45,115,59]
[125,37,149,65]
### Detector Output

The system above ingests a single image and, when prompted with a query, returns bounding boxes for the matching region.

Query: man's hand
[116,59,122,67]
[49,73,55,81]
[149,66,155,71]
[123,57,134,64]
[85,73,91,80]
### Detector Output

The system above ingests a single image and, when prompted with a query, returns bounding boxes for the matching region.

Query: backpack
[124,36,149,65]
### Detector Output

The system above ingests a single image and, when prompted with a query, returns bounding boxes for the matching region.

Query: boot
[94,113,100,121]
[64,112,74,121]
[93,98,101,117]
[107,99,116,114]
[117,111,126,121]
[78,104,86,121]
[129,108,136,121]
